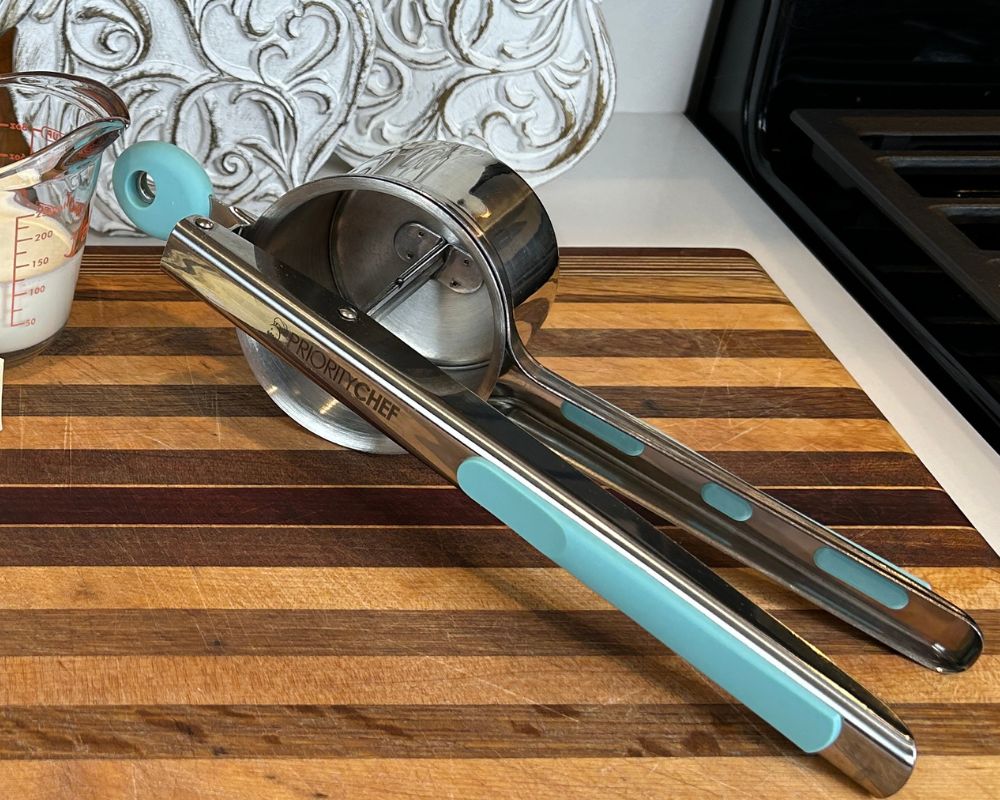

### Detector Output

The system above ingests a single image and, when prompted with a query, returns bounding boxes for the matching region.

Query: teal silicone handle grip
[457,456,843,754]
[112,141,213,239]
[558,399,929,605]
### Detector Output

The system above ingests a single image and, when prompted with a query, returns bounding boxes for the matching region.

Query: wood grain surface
[0,247,996,799]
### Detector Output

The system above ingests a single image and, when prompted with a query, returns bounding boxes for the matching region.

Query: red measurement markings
[0,123,63,162]
[0,122,63,137]
[9,214,38,328]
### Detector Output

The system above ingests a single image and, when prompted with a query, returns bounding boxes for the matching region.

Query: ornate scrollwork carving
[336,0,616,185]
[10,0,374,233]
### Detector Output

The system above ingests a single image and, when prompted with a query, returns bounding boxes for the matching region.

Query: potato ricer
[112,139,984,796]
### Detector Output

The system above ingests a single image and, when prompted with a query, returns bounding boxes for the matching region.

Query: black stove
[693,1,1000,447]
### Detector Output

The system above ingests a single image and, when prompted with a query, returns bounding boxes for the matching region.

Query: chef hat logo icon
[267,317,289,342]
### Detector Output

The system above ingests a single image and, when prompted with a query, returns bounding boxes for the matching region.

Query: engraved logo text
[266,317,401,423]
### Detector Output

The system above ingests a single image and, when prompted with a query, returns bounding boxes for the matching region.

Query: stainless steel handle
[160,217,917,796]
[491,344,983,673]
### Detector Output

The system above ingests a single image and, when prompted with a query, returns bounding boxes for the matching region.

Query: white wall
[600,0,715,114]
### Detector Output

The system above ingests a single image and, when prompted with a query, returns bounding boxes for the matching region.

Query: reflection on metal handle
[492,345,983,673]
[159,217,917,796]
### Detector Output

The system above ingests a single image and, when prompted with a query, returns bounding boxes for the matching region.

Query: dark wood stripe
[0,487,481,526]
[817,526,999,567]
[0,452,445,486]
[45,328,242,356]
[71,290,193,302]
[531,330,833,358]
[0,486,969,527]
[1,385,881,419]
[0,524,990,568]
[0,450,933,487]
[0,608,991,657]
[0,703,795,759]
[3,385,280,416]
[711,451,931,485]
[767,488,967,527]
[81,245,760,265]
[83,246,164,258]
[595,387,880,419]
[0,702,993,759]
[0,526,543,567]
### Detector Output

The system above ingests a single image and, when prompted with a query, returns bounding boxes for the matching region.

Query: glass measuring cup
[0,72,128,365]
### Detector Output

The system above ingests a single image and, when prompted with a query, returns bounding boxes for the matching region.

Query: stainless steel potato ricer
[112,139,984,796]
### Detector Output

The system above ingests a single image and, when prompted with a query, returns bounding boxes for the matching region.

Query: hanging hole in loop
[132,171,157,206]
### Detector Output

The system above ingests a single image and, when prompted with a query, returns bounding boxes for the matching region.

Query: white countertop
[537,112,1000,555]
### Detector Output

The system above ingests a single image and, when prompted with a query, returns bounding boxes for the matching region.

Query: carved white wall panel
[9,0,375,233]
[336,0,616,185]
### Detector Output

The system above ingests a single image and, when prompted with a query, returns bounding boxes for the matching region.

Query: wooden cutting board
[0,247,996,799]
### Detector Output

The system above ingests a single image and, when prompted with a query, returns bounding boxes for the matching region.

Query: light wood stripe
[0,567,600,610]
[4,756,995,800]
[0,416,336,450]
[547,303,811,330]
[540,357,855,387]
[66,300,812,331]
[0,416,908,452]
[7,702,998,760]
[5,355,854,388]
[0,566,988,610]
[551,276,786,301]
[75,274,182,292]
[77,270,788,305]
[649,418,908,452]
[4,356,253,386]
[75,268,774,296]
[0,654,993,705]
[0,609,990,657]
[67,301,232,328]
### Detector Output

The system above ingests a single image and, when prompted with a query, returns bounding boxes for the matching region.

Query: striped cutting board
[0,247,996,799]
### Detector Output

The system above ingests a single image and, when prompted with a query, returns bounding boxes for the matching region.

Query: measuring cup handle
[493,346,982,673]
[112,141,213,239]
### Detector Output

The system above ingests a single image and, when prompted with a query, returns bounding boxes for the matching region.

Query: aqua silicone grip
[457,455,843,754]
[558,398,929,605]
[112,141,213,240]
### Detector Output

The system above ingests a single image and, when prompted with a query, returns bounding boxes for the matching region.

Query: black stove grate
[780,111,1000,437]
[793,112,1000,319]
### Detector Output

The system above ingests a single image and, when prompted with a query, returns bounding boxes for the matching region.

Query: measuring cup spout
[0,72,129,185]
[45,117,128,175]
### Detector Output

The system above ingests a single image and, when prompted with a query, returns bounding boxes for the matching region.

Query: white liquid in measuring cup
[0,197,82,355]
